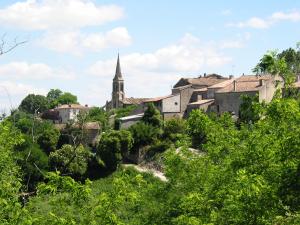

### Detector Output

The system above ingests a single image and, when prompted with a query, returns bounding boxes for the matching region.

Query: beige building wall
[214,91,257,115]
[162,95,180,113]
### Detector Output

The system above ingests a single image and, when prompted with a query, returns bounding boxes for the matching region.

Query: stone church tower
[112,54,125,108]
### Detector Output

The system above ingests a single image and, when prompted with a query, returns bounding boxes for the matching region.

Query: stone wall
[214,91,257,115]
[162,95,180,113]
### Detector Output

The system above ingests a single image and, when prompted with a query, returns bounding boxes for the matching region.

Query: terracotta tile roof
[193,87,208,92]
[122,97,150,105]
[56,104,89,109]
[208,79,235,89]
[217,75,273,93]
[174,74,229,88]
[188,99,215,105]
[144,94,176,102]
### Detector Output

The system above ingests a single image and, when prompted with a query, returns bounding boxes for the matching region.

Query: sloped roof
[144,94,177,102]
[123,97,150,105]
[208,79,235,89]
[114,53,123,80]
[56,104,88,109]
[216,75,272,93]
[174,74,229,88]
[188,99,215,105]
[119,113,144,121]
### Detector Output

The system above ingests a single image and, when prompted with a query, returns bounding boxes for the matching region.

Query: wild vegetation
[0,45,300,224]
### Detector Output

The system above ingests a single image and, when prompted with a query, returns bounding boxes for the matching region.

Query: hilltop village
[41,53,300,134]
[3,47,300,224]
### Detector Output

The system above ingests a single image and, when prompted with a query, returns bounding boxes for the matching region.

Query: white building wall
[57,108,81,123]
[162,95,180,113]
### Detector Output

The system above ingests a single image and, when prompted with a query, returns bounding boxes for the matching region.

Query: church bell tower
[112,54,125,108]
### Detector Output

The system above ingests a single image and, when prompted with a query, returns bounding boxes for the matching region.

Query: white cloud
[0,80,46,96]
[39,27,132,55]
[220,32,251,49]
[0,62,75,80]
[89,33,232,76]
[0,0,124,30]
[221,9,232,16]
[82,27,132,51]
[227,10,300,29]
[220,40,244,49]
[271,11,300,22]
[87,34,233,100]
[0,81,47,111]
[228,17,270,29]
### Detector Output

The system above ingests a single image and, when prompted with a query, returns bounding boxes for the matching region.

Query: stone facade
[46,104,89,124]
[111,54,125,109]
[105,56,283,125]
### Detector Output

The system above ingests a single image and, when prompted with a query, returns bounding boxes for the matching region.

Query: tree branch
[0,34,27,56]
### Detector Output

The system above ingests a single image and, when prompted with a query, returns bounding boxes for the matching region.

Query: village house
[105,54,283,128]
[42,104,90,124]
[42,104,100,147]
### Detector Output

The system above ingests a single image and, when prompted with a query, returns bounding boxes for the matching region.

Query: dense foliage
[1,46,300,224]
[19,94,49,114]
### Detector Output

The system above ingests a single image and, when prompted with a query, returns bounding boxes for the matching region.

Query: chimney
[229,75,234,79]
[259,79,265,86]
[233,80,237,91]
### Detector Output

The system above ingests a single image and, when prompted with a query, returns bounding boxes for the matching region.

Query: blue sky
[0,0,299,112]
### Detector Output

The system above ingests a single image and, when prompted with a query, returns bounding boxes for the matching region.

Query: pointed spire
[114,53,122,79]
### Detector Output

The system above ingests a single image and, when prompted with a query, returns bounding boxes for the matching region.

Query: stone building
[145,73,281,119]
[54,104,89,123]
[188,74,282,116]
[105,54,282,125]
[144,74,231,119]
[42,104,89,124]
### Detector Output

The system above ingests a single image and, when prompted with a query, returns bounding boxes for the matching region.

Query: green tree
[0,121,28,223]
[129,122,161,151]
[238,94,260,124]
[37,123,60,154]
[15,136,49,190]
[49,144,91,178]
[86,107,109,131]
[47,89,63,108]
[19,94,49,114]
[142,103,162,127]
[187,109,213,149]
[97,130,133,171]
[57,92,78,105]
[253,50,296,96]
[278,46,300,74]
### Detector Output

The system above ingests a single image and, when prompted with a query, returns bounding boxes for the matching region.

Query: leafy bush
[49,144,91,179]
[129,122,161,151]
[97,130,133,171]
[15,136,49,190]
[142,103,162,127]
[37,124,60,154]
